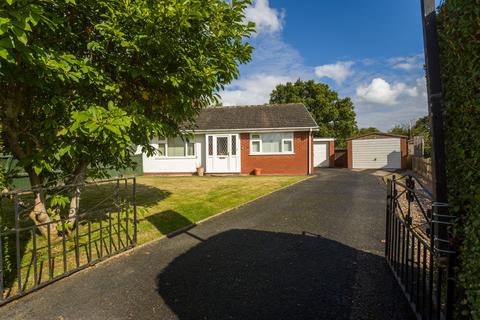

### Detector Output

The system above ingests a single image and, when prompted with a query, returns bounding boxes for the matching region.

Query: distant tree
[357,127,380,135]
[388,117,431,157]
[388,124,409,136]
[411,116,431,158]
[0,0,254,235]
[269,80,357,147]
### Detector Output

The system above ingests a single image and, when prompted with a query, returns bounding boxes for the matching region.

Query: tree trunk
[26,170,57,238]
[66,162,88,228]
[67,186,81,228]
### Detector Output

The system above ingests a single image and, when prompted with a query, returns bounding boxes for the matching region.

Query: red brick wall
[347,140,353,169]
[328,141,335,167]
[240,132,311,175]
[401,137,408,169]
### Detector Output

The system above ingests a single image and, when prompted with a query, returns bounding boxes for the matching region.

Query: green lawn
[1,175,307,299]
[134,175,307,243]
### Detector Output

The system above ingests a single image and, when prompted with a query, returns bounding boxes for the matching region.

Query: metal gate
[385,175,455,319]
[0,177,137,305]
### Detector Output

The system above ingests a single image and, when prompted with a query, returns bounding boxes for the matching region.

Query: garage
[313,138,334,167]
[347,133,407,169]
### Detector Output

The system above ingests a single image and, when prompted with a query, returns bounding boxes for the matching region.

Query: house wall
[240,131,311,175]
[143,135,205,174]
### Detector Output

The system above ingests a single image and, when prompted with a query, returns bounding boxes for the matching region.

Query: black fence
[0,177,137,305]
[385,175,454,320]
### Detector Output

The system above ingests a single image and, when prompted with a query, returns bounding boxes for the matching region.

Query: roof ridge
[206,103,304,110]
[347,132,408,140]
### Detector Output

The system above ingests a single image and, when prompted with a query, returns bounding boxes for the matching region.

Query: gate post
[385,178,391,257]
[420,0,456,318]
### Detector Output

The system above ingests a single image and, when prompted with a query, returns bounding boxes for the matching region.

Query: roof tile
[192,103,318,131]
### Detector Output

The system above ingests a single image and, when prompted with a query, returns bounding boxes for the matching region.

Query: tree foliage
[356,127,380,136]
[0,0,254,233]
[410,116,431,158]
[387,116,431,157]
[388,124,409,136]
[0,131,5,191]
[269,80,357,147]
[438,0,480,317]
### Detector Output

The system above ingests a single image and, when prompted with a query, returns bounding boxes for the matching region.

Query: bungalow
[142,103,323,175]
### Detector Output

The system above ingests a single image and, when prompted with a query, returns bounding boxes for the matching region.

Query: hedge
[437,0,480,318]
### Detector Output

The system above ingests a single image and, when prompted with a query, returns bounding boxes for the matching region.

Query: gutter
[308,128,312,175]
[183,127,320,134]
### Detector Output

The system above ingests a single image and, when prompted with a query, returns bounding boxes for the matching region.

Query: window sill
[155,156,197,160]
[249,152,295,156]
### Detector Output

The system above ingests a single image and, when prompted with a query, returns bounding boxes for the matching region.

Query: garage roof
[347,132,407,140]
[191,103,318,131]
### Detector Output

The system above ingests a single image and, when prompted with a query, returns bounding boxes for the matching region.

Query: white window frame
[155,137,196,159]
[249,132,294,155]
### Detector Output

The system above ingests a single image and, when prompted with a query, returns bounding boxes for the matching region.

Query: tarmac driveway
[0,169,414,320]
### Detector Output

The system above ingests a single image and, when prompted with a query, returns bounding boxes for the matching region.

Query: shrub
[437,0,480,318]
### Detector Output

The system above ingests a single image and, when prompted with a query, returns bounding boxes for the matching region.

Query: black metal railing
[385,175,454,320]
[0,177,137,305]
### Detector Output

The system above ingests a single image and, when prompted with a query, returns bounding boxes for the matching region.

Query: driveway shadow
[145,210,194,236]
[156,229,413,320]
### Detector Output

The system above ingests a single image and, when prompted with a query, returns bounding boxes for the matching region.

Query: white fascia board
[313,138,335,142]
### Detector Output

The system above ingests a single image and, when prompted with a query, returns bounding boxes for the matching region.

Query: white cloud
[245,0,285,35]
[354,77,428,130]
[220,74,293,106]
[314,61,355,84]
[388,55,424,71]
[356,78,418,106]
[219,33,307,106]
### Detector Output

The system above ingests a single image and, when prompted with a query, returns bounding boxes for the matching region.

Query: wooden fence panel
[412,157,432,181]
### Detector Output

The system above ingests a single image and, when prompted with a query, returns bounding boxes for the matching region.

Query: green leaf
[105,124,121,135]
[57,128,68,136]
[33,165,43,175]
[0,36,15,49]
[0,48,9,60]
[12,27,28,45]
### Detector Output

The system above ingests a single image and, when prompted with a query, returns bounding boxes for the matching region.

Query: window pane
[217,137,228,156]
[231,135,237,155]
[168,136,185,157]
[187,143,195,156]
[251,141,260,153]
[157,143,166,156]
[262,133,282,153]
[283,140,293,152]
[208,136,213,156]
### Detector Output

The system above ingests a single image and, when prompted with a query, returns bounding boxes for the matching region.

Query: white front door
[206,134,240,173]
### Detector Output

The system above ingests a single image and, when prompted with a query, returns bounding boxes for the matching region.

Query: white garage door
[313,141,329,167]
[352,138,401,169]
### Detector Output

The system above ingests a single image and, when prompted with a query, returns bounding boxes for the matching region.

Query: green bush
[437,0,480,318]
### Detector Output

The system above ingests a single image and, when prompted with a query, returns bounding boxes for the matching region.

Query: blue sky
[220,0,430,131]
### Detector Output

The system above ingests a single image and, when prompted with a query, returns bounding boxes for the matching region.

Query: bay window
[250,133,294,154]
